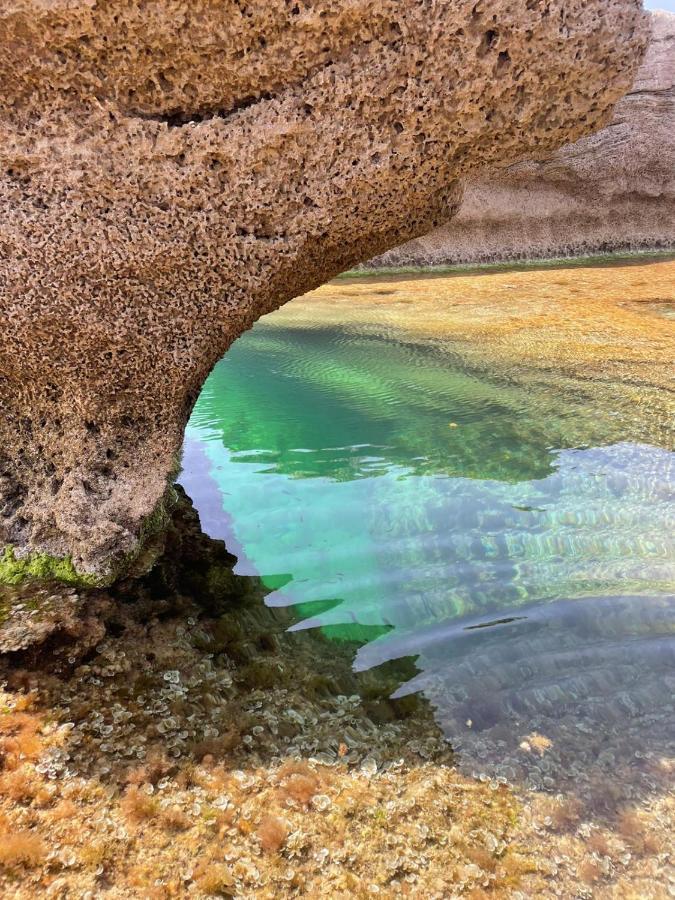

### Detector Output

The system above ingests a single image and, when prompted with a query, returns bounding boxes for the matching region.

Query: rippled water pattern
[182,261,675,791]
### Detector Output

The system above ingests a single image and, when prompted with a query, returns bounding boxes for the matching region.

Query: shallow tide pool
[181,259,675,804]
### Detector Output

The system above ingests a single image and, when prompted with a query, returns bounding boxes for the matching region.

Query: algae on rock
[0,548,99,590]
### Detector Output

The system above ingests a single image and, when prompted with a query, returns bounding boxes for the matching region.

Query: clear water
[181,264,675,798]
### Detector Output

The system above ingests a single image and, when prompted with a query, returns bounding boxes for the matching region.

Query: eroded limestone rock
[0,0,648,579]
[370,10,674,267]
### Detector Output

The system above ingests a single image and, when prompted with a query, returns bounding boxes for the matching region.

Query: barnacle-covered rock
[0,0,648,579]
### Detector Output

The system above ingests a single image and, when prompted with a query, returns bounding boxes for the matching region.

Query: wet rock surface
[369,10,674,268]
[0,584,106,656]
[0,0,649,578]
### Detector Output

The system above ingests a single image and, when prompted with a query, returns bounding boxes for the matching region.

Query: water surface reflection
[181,261,675,807]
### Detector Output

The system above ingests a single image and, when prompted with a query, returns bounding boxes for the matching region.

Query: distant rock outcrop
[369,10,674,268]
[0,1,648,580]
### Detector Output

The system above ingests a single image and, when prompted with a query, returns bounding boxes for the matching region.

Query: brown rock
[370,10,674,268]
[0,1,648,579]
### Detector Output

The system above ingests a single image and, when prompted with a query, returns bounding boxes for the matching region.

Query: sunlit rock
[0,0,648,580]
[371,10,674,267]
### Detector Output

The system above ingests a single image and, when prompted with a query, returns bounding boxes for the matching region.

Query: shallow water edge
[0,256,672,898]
[0,488,671,898]
[348,249,675,279]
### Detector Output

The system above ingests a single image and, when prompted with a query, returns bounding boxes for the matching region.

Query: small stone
[360,758,378,778]
[312,794,331,812]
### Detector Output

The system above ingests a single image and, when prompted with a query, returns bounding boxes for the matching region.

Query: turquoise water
[181,278,674,787]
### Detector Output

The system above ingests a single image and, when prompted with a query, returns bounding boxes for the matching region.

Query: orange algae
[256,815,288,853]
[286,259,675,448]
[0,831,46,870]
[309,259,675,381]
[0,588,672,898]
[0,601,529,899]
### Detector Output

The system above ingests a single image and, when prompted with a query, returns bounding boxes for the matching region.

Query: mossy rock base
[0,547,100,589]
[0,478,182,592]
[0,485,271,655]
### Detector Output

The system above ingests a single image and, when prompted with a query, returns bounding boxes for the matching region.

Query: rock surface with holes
[368,10,674,268]
[0,0,648,580]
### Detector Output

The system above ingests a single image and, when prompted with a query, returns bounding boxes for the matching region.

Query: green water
[181,277,674,786]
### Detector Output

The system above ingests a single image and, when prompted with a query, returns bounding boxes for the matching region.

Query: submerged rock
[369,10,675,267]
[0,1,648,580]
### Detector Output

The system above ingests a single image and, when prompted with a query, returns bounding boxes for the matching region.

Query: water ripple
[181,272,675,793]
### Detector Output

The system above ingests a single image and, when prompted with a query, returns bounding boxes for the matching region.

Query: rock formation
[369,10,674,268]
[0,1,648,581]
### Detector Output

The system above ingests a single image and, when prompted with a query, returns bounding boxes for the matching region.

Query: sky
[644,0,674,10]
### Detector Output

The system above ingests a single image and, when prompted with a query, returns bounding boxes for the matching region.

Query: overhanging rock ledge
[367,10,675,267]
[0,0,648,581]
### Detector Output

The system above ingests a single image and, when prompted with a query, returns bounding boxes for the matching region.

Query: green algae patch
[0,546,99,588]
[340,249,675,281]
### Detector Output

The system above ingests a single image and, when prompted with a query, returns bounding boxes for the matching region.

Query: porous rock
[0,1,648,579]
[369,10,674,268]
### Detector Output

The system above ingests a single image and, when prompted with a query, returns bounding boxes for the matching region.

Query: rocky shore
[0,490,671,899]
[0,0,648,582]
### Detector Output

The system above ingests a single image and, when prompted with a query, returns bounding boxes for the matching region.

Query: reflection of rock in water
[377,593,675,811]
